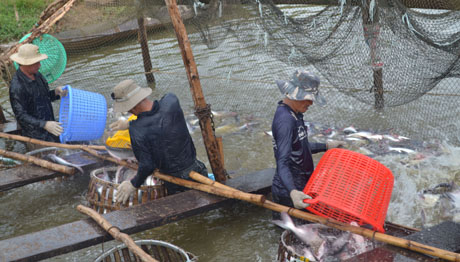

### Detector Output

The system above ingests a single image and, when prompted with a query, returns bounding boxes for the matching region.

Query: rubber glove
[326,140,346,150]
[290,189,312,209]
[44,121,63,136]
[55,86,68,97]
[109,119,129,131]
[116,180,136,204]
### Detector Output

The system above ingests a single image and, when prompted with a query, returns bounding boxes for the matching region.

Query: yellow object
[105,115,137,149]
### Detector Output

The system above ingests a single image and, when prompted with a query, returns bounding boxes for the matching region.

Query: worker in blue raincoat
[109,79,208,204]
[271,70,345,219]
[9,44,67,146]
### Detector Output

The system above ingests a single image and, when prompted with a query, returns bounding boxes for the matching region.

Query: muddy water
[1,20,460,262]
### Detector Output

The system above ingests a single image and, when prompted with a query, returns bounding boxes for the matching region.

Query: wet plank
[0,151,105,192]
[0,168,275,262]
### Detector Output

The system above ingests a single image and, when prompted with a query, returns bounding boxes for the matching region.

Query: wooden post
[362,0,384,110]
[137,17,155,83]
[164,0,227,182]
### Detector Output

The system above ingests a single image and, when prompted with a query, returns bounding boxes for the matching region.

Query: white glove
[109,119,129,131]
[116,181,136,204]
[326,140,346,150]
[290,189,312,209]
[55,86,68,97]
[44,121,63,136]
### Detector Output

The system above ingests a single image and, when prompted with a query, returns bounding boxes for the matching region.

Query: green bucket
[14,33,67,84]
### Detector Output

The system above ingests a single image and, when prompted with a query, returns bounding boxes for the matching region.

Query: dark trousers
[164,159,208,195]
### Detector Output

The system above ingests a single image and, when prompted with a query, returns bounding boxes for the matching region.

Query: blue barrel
[59,85,107,143]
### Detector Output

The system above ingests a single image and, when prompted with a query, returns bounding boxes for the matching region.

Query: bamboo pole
[0,148,75,175]
[0,132,105,150]
[188,172,460,262]
[164,0,227,182]
[153,171,265,203]
[76,205,158,262]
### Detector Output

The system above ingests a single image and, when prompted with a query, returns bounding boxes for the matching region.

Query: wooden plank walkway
[0,151,106,192]
[0,168,275,262]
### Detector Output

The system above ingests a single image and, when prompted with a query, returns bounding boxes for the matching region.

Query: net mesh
[1,0,460,147]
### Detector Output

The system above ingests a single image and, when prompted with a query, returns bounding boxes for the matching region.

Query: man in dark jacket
[110,79,207,204]
[271,70,344,218]
[9,44,66,144]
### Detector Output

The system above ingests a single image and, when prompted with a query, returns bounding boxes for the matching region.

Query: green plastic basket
[14,33,67,84]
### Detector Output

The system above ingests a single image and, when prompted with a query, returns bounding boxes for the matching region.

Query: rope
[194,104,215,132]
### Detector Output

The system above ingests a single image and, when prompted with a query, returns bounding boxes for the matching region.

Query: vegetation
[0,0,53,43]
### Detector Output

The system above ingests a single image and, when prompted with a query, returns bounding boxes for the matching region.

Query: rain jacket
[9,69,60,142]
[129,93,197,188]
[271,101,327,199]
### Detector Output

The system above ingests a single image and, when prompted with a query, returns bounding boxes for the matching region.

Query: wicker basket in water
[86,166,165,214]
[94,240,197,262]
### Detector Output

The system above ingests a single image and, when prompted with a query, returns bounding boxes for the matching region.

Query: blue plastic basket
[59,85,107,143]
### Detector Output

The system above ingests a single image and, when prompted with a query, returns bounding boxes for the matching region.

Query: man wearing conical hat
[109,79,208,204]
[271,70,345,219]
[9,43,67,144]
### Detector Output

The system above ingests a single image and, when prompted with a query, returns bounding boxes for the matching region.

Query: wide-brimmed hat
[276,70,326,105]
[111,79,152,112]
[10,43,48,65]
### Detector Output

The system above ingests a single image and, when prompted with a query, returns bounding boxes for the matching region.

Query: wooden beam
[165,0,228,182]
[0,151,104,192]
[0,168,274,262]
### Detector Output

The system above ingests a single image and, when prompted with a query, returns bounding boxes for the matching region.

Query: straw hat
[111,79,152,112]
[10,44,48,65]
[276,70,326,105]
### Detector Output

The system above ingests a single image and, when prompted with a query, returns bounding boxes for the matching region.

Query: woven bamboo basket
[94,240,197,262]
[86,166,165,214]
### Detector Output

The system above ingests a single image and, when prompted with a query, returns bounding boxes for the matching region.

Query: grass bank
[0,0,53,43]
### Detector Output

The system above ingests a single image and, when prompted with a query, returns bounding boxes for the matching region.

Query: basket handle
[304,198,319,205]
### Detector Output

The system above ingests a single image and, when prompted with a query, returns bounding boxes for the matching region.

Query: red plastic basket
[303,148,393,232]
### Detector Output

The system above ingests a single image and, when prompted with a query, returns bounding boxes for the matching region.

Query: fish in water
[388,146,416,154]
[347,131,384,142]
[215,122,259,136]
[45,154,84,174]
[418,182,460,225]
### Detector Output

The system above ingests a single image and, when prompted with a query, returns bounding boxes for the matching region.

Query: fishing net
[1,0,460,146]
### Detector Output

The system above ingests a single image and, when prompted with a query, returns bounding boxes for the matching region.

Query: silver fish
[46,154,84,174]
[388,146,416,154]
[418,182,460,225]
[0,156,22,166]
[347,131,383,142]
[343,126,358,134]
[105,146,136,161]
[272,212,313,245]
